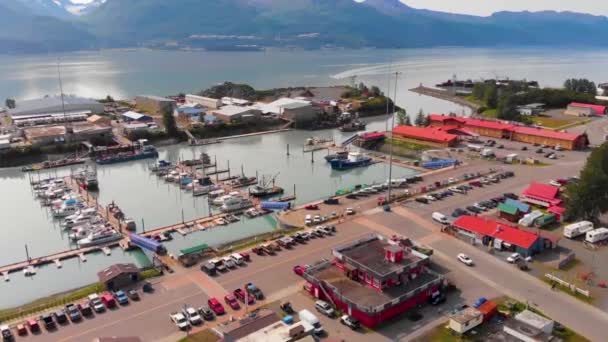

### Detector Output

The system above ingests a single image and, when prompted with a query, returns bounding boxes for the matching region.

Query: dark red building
[302,234,443,328]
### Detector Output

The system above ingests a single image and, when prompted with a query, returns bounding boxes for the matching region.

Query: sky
[399,0,608,17]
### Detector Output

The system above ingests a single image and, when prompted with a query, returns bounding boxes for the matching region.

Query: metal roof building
[8,96,104,117]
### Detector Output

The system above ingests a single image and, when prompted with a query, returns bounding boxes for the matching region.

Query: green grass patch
[177,329,220,342]
[0,282,105,323]
[387,138,432,151]
[481,108,498,118]
[532,116,583,129]
[463,95,485,106]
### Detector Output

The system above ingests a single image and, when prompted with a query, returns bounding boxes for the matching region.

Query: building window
[365,273,371,284]
[373,278,380,288]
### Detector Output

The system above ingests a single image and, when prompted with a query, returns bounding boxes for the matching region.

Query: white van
[432,212,449,225]
[299,309,323,335]
[518,210,543,227]
[481,148,495,157]
[230,253,244,265]
[585,227,608,243]
[563,221,594,239]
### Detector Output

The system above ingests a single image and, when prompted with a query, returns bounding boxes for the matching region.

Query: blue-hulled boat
[329,152,372,170]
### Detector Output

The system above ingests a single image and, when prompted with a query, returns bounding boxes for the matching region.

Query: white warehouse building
[8,96,104,118]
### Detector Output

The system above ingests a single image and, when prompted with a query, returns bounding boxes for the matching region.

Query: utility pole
[385,60,392,132]
[387,71,401,206]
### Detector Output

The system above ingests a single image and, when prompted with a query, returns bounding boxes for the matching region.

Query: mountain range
[2,0,608,54]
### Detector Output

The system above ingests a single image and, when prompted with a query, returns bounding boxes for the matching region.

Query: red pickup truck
[234,288,255,305]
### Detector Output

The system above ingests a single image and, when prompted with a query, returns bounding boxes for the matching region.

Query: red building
[521,182,562,208]
[392,125,458,147]
[302,234,443,328]
[428,114,588,150]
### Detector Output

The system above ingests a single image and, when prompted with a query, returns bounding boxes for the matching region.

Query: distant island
[3,0,608,54]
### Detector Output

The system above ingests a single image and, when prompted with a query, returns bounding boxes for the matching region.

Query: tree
[472,83,486,100]
[358,82,369,93]
[396,109,408,126]
[422,115,430,127]
[163,111,179,137]
[564,78,597,96]
[404,114,412,126]
[484,85,498,108]
[105,95,114,102]
[369,86,382,97]
[4,98,15,109]
[565,143,608,222]
[414,109,425,126]
[496,95,518,120]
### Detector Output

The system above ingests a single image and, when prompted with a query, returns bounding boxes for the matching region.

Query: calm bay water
[1,47,607,307]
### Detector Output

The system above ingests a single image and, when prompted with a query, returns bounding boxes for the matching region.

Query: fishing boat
[95,144,159,165]
[249,173,284,198]
[74,166,99,191]
[339,120,366,132]
[244,208,260,218]
[77,229,122,247]
[208,189,226,198]
[53,204,80,218]
[21,157,85,172]
[164,170,179,182]
[225,176,257,188]
[324,150,349,162]
[192,184,220,197]
[150,160,172,173]
[329,152,372,170]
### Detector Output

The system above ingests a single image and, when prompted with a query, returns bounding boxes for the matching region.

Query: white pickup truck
[170,312,190,330]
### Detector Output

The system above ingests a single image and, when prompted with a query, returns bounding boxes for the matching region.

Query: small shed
[87,114,111,126]
[449,307,483,334]
[548,206,566,222]
[504,199,531,214]
[97,263,140,290]
[515,310,554,334]
[121,111,153,123]
[498,203,521,222]
[478,300,497,322]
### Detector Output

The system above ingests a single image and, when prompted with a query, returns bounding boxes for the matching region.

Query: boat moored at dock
[77,229,122,247]
[329,152,372,170]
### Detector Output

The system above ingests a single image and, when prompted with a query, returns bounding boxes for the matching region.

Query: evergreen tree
[484,85,498,108]
[163,111,179,137]
[414,109,425,126]
[396,109,407,126]
[565,143,608,222]
[404,114,412,126]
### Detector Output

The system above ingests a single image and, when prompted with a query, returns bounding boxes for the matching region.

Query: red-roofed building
[428,114,588,150]
[565,102,607,116]
[452,216,543,256]
[548,206,566,222]
[511,126,588,150]
[521,182,562,208]
[392,125,458,147]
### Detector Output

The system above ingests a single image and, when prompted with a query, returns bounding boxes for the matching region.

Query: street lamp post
[387,71,402,205]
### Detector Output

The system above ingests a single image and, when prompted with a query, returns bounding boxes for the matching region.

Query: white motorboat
[212,194,237,206]
[23,266,36,277]
[220,197,253,213]
[62,215,103,229]
[164,171,179,182]
[192,184,220,197]
[53,205,79,218]
[64,208,97,222]
[208,189,225,198]
[77,229,122,247]
[244,208,260,218]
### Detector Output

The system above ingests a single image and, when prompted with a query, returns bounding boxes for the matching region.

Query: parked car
[504,193,518,200]
[469,181,482,187]
[340,315,360,330]
[466,205,482,214]
[549,180,562,187]
[15,324,26,336]
[473,203,487,211]
[26,319,40,333]
[246,283,264,300]
[127,289,140,301]
[490,196,505,204]
[169,312,190,330]
[280,302,294,314]
[451,208,467,218]
[521,146,528,151]
[113,290,129,305]
[315,300,335,317]
[345,207,355,215]
[40,314,55,330]
[207,297,226,315]
[423,194,437,201]
[305,204,319,210]
[100,292,116,309]
[65,304,82,322]
[480,200,496,208]
[222,256,237,269]
[415,197,429,204]
[430,292,447,305]
[224,294,240,310]
[449,186,465,194]
[457,253,474,266]
[53,310,67,325]
[293,265,307,276]
[182,306,202,325]
[198,306,215,321]
[507,253,521,263]
[234,288,255,305]
[0,325,13,342]
[78,302,93,317]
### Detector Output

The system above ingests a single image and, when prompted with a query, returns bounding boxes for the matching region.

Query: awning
[179,243,209,256]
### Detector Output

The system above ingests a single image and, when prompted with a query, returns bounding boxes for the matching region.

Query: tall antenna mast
[57,59,68,124]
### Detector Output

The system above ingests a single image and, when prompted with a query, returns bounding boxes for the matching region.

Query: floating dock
[54,259,62,268]
[102,247,111,256]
